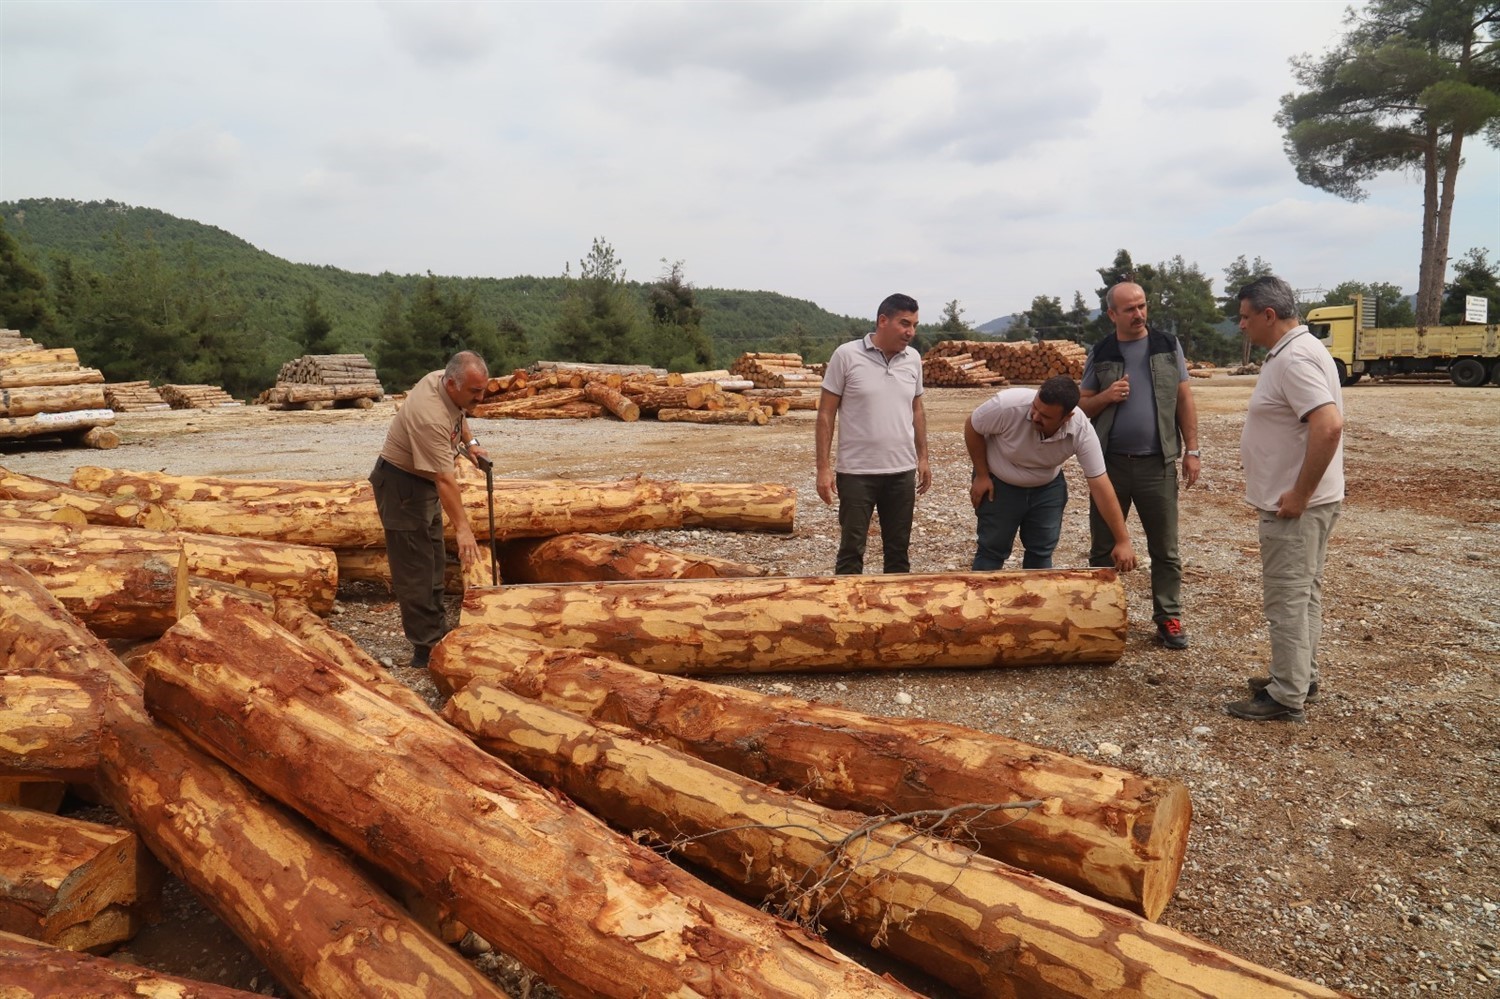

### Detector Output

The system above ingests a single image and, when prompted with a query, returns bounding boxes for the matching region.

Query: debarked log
[0,410,115,440]
[0,519,337,614]
[0,563,508,999]
[1,464,176,530]
[0,675,100,783]
[140,597,920,999]
[460,569,1127,672]
[497,533,769,584]
[0,804,162,952]
[0,384,108,419]
[335,547,472,594]
[2,546,187,640]
[431,628,1182,919]
[582,382,640,422]
[444,682,1342,999]
[657,406,767,425]
[0,929,277,998]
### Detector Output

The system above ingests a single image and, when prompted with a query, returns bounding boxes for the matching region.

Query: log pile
[730,351,823,388]
[259,354,384,409]
[925,339,1088,382]
[103,381,170,411]
[159,384,242,409]
[921,351,1009,387]
[0,331,116,447]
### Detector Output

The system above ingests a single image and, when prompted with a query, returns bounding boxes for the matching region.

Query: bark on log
[444,681,1342,999]
[0,499,86,525]
[335,547,469,594]
[0,465,176,529]
[2,546,187,640]
[0,804,161,952]
[0,675,100,782]
[270,597,434,716]
[0,410,115,440]
[460,569,1126,672]
[0,384,108,418]
[0,563,509,999]
[0,929,276,998]
[141,597,920,999]
[620,382,718,412]
[582,382,640,422]
[0,365,105,389]
[502,401,605,420]
[0,519,336,613]
[497,533,768,583]
[431,629,1183,919]
[657,406,767,425]
[0,347,79,369]
[77,426,122,450]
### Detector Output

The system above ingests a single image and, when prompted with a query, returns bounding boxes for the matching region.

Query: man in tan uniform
[369,351,489,668]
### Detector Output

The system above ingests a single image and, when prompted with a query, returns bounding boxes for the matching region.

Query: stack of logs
[0,329,118,449]
[159,384,242,410]
[258,354,384,410]
[470,362,816,426]
[103,381,170,412]
[0,459,1347,997]
[925,339,1088,382]
[729,352,824,389]
[921,351,1009,387]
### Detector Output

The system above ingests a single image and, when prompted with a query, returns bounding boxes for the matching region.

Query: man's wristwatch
[467,438,479,447]
[1185,450,1201,457]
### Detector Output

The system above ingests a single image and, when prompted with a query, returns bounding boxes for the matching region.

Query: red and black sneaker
[1155,617,1189,650]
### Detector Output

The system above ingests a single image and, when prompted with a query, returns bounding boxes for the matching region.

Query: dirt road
[4,377,1498,997]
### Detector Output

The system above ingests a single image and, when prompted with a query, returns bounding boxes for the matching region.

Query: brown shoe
[1247,676,1319,704]
[1226,689,1306,724]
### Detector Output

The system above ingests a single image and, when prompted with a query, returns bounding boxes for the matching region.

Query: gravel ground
[5,377,1498,998]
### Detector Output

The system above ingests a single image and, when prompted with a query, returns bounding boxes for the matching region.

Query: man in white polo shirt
[964,375,1137,573]
[815,293,930,574]
[1226,275,1344,724]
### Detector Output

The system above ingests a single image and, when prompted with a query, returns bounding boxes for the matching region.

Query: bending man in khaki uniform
[369,351,490,668]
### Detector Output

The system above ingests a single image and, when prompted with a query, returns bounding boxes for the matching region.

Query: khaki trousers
[1259,501,1341,709]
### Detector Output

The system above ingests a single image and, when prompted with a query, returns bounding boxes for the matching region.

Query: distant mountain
[0,198,868,364]
[975,314,1018,336]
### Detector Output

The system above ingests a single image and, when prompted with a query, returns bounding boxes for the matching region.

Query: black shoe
[1155,617,1189,650]
[409,645,432,669]
[1226,689,1306,724]
[1248,675,1319,704]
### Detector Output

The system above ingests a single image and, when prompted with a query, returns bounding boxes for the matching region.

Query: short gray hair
[1237,276,1299,322]
[444,350,489,383]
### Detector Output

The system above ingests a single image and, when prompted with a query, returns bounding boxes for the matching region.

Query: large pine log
[582,382,640,422]
[0,365,105,389]
[0,781,65,812]
[0,563,509,999]
[0,519,337,613]
[497,533,769,583]
[432,629,1183,919]
[0,929,273,998]
[460,569,1126,672]
[0,347,79,368]
[71,466,796,543]
[445,681,1343,999]
[1,465,176,529]
[0,499,86,524]
[0,410,115,440]
[141,597,919,999]
[0,805,161,952]
[620,382,718,412]
[0,384,108,418]
[0,675,100,782]
[3,546,187,640]
[658,406,767,425]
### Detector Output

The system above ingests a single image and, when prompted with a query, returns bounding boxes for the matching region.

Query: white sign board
[1466,295,1489,324]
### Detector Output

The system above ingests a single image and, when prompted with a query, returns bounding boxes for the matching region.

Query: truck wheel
[1450,358,1487,388]
[1491,361,1500,386]
[1334,359,1354,386]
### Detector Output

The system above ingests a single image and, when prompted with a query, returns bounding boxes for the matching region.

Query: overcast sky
[2,1,1496,325]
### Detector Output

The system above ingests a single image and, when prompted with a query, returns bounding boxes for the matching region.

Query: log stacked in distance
[925,339,1088,382]
[921,351,1009,387]
[259,354,384,410]
[729,351,824,389]
[103,381,170,411]
[159,384,242,409]
[0,329,116,446]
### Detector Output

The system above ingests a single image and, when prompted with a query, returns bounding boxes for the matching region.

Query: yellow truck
[1307,295,1499,387]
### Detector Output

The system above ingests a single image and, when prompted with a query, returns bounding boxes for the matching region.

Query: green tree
[1277,0,1500,324]
[1440,246,1500,323]
[1092,249,1159,344]
[1063,291,1092,340]
[0,216,56,334]
[931,299,974,343]
[374,288,425,389]
[1220,255,1277,318]
[299,291,336,354]
[1020,295,1069,338]
[642,259,713,370]
[1315,280,1417,326]
[1152,256,1224,361]
[552,237,643,363]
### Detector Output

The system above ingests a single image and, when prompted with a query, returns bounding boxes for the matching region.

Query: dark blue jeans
[972,472,1067,570]
[835,470,916,574]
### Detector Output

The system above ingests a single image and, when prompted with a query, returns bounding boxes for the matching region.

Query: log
[141,597,920,999]
[497,533,769,583]
[432,629,1184,919]
[0,519,337,614]
[582,382,640,422]
[472,387,585,418]
[620,382,718,412]
[0,409,115,440]
[0,465,177,529]
[3,546,188,640]
[657,406,767,425]
[0,781,65,812]
[0,929,275,998]
[0,365,104,389]
[0,675,100,782]
[0,347,78,368]
[0,499,86,525]
[0,804,161,952]
[461,569,1126,672]
[0,384,108,418]
[445,681,1341,999]
[502,401,605,419]
[335,546,470,595]
[0,563,509,999]
[270,597,435,717]
[76,425,121,449]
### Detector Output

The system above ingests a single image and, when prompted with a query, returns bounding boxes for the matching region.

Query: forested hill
[0,198,870,395]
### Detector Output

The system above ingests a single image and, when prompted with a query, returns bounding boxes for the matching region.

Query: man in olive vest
[1078,282,1200,649]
